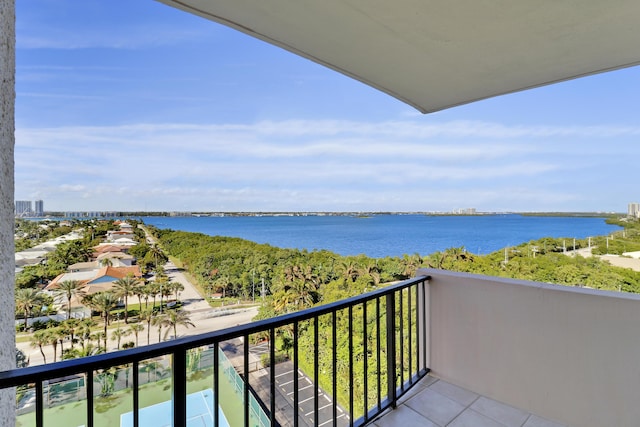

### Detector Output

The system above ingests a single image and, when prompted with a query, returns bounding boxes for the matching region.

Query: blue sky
[15,0,640,213]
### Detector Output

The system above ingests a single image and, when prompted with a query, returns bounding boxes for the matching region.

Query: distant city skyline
[15,1,640,213]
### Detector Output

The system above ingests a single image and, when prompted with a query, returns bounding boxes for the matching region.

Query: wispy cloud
[14,118,640,212]
[17,24,213,50]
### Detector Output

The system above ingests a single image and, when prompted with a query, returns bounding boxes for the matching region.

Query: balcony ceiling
[158,0,640,113]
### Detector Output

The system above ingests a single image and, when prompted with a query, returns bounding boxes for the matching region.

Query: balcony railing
[0,275,430,427]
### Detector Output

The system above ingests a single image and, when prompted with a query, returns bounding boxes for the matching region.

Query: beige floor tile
[428,380,479,406]
[470,396,529,427]
[397,375,438,405]
[448,409,508,427]
[522,414,567,427]
[405,388,465,426]
[372,405,438,427]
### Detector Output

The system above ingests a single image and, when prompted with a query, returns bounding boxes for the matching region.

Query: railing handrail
[0,275,430,389]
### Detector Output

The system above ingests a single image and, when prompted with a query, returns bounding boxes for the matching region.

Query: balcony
[2,269,639,427]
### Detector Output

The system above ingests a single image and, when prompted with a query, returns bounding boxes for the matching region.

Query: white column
[0,0,16,426]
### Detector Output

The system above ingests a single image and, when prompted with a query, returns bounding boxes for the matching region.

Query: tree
[139,309,154,345]
[62,343,103,360]
[60,318,81,350]
[128,323,144,347]
[113,274,141,324]
[30,330,51,364]
[158,309,195,340]
[100,257,114,267]
[78,318,97,350]
[168,281,184,302]
[151,313,164,343]
[50,326,67,361]
[56,280,83,320]
[15,288,45,332]
[83,292,118,350]
[111,327,131,350]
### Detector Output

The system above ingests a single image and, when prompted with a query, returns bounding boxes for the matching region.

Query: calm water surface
[141,214,620,258]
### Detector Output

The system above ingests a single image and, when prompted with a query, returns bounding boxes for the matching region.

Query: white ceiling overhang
[158,0,640,113]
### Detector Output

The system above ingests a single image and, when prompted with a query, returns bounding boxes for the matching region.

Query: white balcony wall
[417,268,640,427]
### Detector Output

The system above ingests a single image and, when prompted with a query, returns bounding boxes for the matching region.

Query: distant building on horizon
[14,200,32,217]
[628,202,640,218]
[452,208,477,215]
[34,200,44,216]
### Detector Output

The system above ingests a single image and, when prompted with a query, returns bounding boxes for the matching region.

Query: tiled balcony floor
[371,376,567,427]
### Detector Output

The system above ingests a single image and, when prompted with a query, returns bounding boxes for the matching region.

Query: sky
[14,0,640,213]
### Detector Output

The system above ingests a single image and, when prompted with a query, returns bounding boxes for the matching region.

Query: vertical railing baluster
[399,289,404,390]
[133,361,139,427]
[376,297,381,410]
[293,321,299,427]
[314,316,319,426]
[422,279,428,371]
[408,284,413,383]
[35,380,43,427]
[416,282,421,374]
[363,300,368,421]
[87,370,94,427]
[173,349,187,427]
[348,305,353,427]
[386,292,397,408]
[244,333,250,427]
[269,328,276,427]
[214,343,220,427]
[332,311,337,424]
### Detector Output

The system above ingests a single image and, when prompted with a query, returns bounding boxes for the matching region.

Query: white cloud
[14,119,640,212]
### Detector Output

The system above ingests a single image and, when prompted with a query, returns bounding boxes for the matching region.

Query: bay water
[141,214,620,258]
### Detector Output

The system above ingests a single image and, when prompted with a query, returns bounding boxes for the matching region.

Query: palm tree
[113,274,141,324]
[144,281,159,310]
[78,318,97,350]
[151,313,165,343]
[56,280,83,320]
[159,309,195,340]
[169,281,184,302]
[128,323,144,347]
[138,308,154,345]
[149,245,167,271]
[110,327,131,350]
[100,257,114,267]
[62,343,103,360]
[47,329,59,363]
[60,318,80,350]
[51,326,67,361]
[30,330,51,364]
[15,288,44,332]
[83,292,118,350]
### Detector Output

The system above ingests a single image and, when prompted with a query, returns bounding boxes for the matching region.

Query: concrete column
[0,0,16,426]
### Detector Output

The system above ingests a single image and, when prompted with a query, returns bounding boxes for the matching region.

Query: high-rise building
[14,200,32,217]
[34,200,44,216]
[629,202,640,218]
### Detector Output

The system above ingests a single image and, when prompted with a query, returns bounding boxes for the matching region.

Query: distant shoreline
[33,211,623,219]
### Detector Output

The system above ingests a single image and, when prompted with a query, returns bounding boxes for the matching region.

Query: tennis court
[119,388,230,427]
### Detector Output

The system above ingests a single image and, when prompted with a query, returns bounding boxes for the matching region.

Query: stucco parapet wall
[416,267,640,427]
[417,267,640,302]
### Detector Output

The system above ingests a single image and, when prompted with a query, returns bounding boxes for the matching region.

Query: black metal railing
[0,275,430,427]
